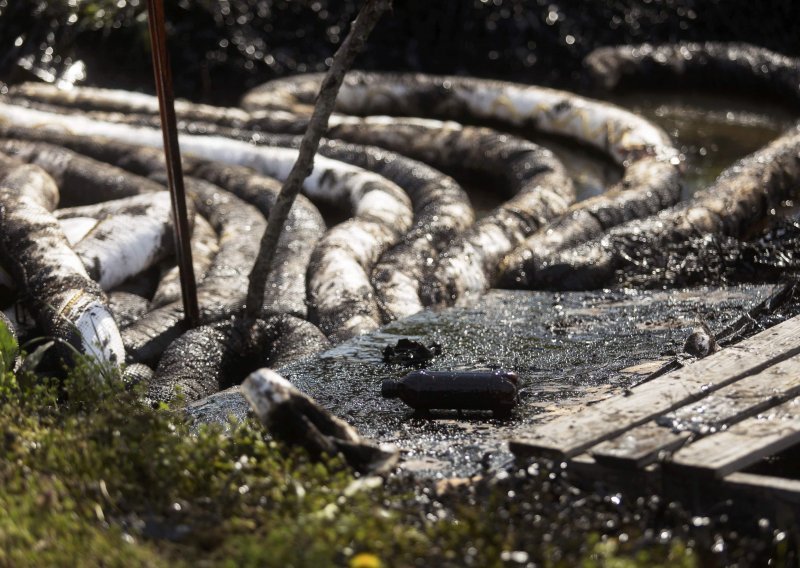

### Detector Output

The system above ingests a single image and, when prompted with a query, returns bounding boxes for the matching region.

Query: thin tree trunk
[245,0,392,320]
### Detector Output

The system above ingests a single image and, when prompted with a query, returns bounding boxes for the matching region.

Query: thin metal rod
[145,0,199,327]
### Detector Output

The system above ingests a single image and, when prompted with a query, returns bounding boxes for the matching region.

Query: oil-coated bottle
[381,369,519,414]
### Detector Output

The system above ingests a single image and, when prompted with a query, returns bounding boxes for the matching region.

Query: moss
[0,323,789,566]
[0,344,430,566]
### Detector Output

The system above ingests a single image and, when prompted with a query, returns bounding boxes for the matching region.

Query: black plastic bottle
[381,369,519,415]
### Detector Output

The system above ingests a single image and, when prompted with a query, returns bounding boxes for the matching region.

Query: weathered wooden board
[724,472,800,505]
[590,353,800,468]
[589,424,691,469]
[510,314,800,460]
[569,460,800,511]
[669,397,800,478]
[566,453,661,493]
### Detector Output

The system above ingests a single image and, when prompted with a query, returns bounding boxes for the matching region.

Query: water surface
[194,286,774,477]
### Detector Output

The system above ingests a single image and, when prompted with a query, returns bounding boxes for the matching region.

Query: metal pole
[145,0,199,327]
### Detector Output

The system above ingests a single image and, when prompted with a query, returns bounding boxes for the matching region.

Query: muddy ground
[191,285,777,477]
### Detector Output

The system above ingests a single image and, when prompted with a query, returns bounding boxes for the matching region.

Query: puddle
[193,285,775,478]
[465,91,795,215]
[610,91,796,198]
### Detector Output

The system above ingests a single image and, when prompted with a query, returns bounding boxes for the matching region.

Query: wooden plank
[662,470,800,515]
[589,423,691,469]
[724,472,800,505]
[510,314,800,460]
[565,454,661,493]
[570,460,800,512]
[590,353,800,468]
[721,473,800,513]
[668,397,800,478]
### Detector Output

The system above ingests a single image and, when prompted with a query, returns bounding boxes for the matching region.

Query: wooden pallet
[509,314,800,500]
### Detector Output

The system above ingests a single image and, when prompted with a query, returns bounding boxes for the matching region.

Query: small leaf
[18,340,55,375]
[0,319,18,375]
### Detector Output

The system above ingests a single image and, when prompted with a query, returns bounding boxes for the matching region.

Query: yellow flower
[350,552,382,568]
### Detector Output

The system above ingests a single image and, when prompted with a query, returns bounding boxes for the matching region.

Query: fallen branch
[245,0,392,320]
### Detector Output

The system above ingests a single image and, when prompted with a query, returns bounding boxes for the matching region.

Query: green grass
[0,354,405,567]
[0,322,782,566]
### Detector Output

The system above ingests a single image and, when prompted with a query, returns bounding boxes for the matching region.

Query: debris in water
[243,368,398,474]
[381,369,519,417]
[683,321,719,358]
[382,338,442,367]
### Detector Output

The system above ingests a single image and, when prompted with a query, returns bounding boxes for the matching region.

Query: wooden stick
[146,0,199,327]
[244,0,392,320]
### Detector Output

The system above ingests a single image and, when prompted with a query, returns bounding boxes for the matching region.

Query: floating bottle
[381,369,519,415]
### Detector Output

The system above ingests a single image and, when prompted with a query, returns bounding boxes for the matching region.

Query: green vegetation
[0,323,781,566]
[1,0,361,102]
[0,327,408,566]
